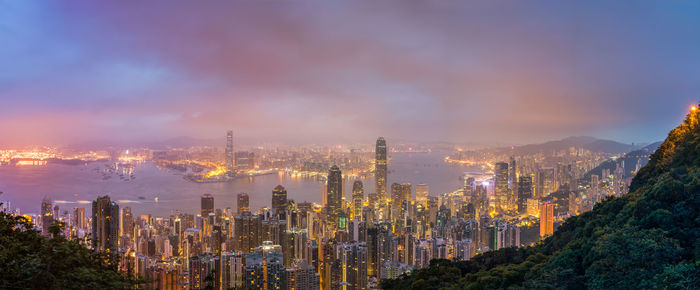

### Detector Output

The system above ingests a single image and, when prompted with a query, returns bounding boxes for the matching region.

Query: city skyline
[1,2,698,289]
[3,1,700,146]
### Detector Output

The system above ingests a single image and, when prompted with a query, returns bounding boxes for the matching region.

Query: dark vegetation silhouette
[0,207,139,289]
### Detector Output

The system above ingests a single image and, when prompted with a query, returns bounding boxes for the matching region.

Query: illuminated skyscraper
[517,176,533,214]
[237,192,250,214]
[537,167,556,198]
[375,137,387,201]
[494,162,509,211]
[221,252,246,289]
[527,198,540,217]
[340,242,368,290]
[391,183,412,206]
[266,253,287,290]
[508,156,517,207]
[244,253,265,288]
[540,202,554,237]
[352,181,364,220]
[201,194,214,217]
[489,221,520,250]
[225,130,234,176]
[508,156,517,188]
[272,185,288,215]
[416,184,429,207]
[234,213,262,253]
[92,195,119,257]
[73,207,87,229]
[286,259,321,290]
[326,165,343,231]
[121,207,134,239]
[189,254,218,290]
[40,197,53,236]
[391,183,411,222]
[464,177,475,198]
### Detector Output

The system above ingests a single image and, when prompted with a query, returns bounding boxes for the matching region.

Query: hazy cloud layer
[1,1,699,146]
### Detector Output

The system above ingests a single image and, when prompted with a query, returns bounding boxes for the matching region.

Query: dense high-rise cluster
[8,133,644,290]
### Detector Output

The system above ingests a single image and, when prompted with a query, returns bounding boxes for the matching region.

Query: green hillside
[382,111,700,289]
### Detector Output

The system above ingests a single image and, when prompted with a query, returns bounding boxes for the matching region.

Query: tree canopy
[0,209,138,289]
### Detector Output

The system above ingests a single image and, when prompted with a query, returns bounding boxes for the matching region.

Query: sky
[1,0,700,147]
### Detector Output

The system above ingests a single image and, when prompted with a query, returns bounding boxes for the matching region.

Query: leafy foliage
[382,111,700,289]
[0,209,138,289]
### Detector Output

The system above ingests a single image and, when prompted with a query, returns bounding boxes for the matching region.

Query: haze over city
[3,1,700,147]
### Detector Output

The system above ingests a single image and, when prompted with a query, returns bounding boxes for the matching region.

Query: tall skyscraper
[517,176,533,214]
[537,167,556,198]
[494,162,509,211]
[508,156,517,188]
[272,185,288,215]
[73,207,87,229]
[221,252,246,289]
[121,206,134,239]
[225,130,234,176]
[201,194,214,217]
[375,137,388,201]
[540,202,554,237]
[92,195,119,258]
[508,156,517,207]
[237,192,250,214]
[352,181,364,221]
[40,197,53,236]
[416,184,429,207]
[234,213,262,253]
[326,165,343,231]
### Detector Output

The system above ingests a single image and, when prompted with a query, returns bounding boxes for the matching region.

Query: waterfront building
[272,185,288,215]
[226,130,234,176]
[201,194,214,217]
[238,193,250,214]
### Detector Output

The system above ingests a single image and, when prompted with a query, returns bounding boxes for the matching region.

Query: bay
[0,152,482,217]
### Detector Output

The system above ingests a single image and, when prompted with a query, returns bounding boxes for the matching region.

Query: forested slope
[382,111,700,289]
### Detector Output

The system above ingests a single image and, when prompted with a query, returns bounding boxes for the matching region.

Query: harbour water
[0,152,483,216]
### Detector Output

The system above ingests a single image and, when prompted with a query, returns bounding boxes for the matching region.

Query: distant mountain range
[66,135,651,154]
[491,136,640,155]
[67,136,223,150]
[584,141,663,180]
